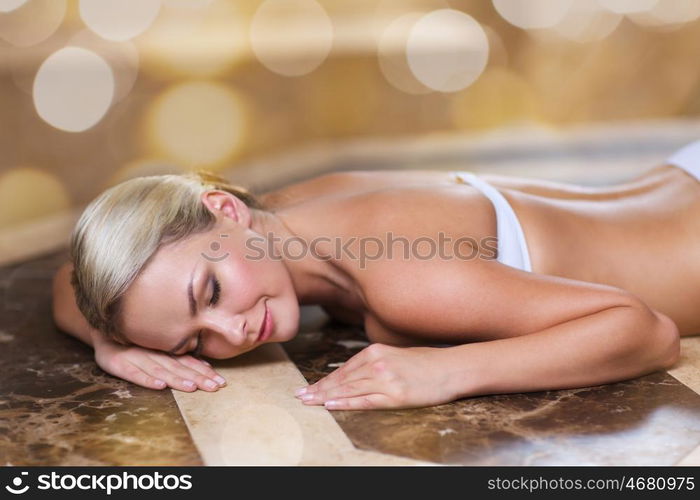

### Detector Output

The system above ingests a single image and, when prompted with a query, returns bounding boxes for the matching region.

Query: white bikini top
[450,171,532,272]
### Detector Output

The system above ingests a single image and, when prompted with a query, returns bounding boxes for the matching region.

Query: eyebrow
[167,265,201,355]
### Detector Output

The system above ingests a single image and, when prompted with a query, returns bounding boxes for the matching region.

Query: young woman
[52,140,700,410]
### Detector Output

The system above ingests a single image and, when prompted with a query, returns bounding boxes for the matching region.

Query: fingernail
[204,379,218,390]
[214,376,226,386]
[183,380,196,389]
[201,360,211,367]
[294,387,307,397]
[300,393,315,401]
[325,400,339,409]
[154,379,166,387]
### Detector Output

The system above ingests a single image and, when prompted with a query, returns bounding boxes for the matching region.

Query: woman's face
[118,192,300,359]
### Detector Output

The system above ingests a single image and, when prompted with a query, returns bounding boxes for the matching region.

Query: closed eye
[210,276,221,306]
[191,276,220,357]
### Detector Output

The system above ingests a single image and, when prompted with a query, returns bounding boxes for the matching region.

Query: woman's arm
[443,301,679,400]
[296,302,678,410]
[294,256,680,409]
[51,262,228,392]
[52,261,102,347]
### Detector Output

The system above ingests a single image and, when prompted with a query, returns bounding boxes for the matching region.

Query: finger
[298,351,372,396]
[175,355,227,387]
[298,378,376,405]
[152,354,223,392]
[324,394,394,411]
[120,363,168,390]
[300,362,375,400]
[135,356,214,392]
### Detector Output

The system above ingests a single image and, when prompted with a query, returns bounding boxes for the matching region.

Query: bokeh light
[68,30,139,104]
[492,0,572,29]
[370,0,449,41]
[377,12,431,95]
[79,0,161,42]
[0,0,66,47]
[598,0,658,14]
[627,0,700,27]
[250,0,333,77]
[33,47,115,132]
[7,28,71,95]
[148,81,246,168]
[137,0,246,78]
[163,0,212,8]
[551,0,622,43]
[0,0,27,12]
[0,167,70,228]
[406,9,489,93]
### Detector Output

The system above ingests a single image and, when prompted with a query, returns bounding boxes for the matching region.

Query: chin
[206,350,242,360]
[276,327,298,343]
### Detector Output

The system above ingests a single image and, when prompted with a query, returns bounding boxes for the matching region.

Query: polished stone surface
[0,249,201,466]
[4,238,700,466]
[284,318,700,466]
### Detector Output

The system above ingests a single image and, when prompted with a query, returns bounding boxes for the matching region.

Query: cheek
[246,253,292,293]
[235,231,296,295]
[280,298,301,341]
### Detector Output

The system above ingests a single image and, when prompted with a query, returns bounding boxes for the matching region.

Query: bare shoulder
[258,169,456,210]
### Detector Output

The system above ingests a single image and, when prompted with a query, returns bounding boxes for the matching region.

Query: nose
[202,310,248,346]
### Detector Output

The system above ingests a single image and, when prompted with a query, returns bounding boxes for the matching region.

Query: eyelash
[210,277,221,306]
[192,277,221,357]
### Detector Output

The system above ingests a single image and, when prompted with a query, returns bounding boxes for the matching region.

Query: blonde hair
[70,170,261,344]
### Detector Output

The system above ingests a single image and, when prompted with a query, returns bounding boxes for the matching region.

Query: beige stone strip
[669,337,700,465]
[172,343,432,466]
[667,337,700,396]
[675,445,700,466]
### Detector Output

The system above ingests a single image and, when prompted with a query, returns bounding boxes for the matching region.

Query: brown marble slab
[5,249,700,467]
[284,317,700,466]
[0,249,201,466]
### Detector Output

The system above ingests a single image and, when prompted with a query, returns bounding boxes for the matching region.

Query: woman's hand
[93,337,227,392]
[294,343,458,410]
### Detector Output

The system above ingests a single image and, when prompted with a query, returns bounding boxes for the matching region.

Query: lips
[258,300,271,343]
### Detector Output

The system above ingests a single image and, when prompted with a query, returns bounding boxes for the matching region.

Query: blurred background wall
[2,0,700,236]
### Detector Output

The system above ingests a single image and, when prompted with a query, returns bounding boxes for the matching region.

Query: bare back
[261,165,700,336]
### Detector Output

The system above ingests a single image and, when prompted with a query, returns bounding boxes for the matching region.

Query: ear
[200,190,252,228]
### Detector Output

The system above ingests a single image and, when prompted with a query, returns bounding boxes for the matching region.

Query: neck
[249,208,354,306]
